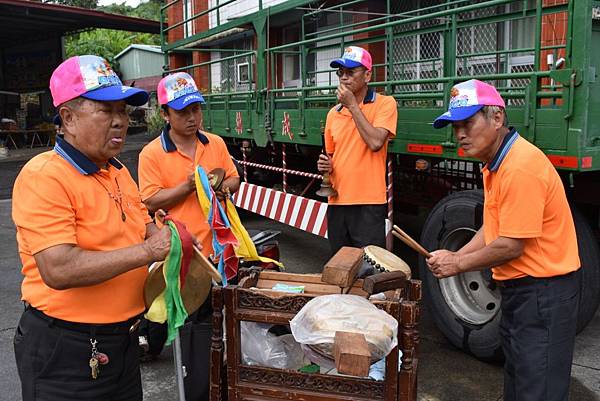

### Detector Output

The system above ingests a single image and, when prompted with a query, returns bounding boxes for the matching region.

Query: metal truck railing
[160,0,599,172]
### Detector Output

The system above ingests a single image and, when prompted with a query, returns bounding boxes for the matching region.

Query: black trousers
[500,270,580,401]
[327,204,387,255]
[14,307,142,401]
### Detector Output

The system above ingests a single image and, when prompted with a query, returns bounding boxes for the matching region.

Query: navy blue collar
[54,136,123,175]
[336,88,376,112]
[487,128,519,172]
[160,124,209,153]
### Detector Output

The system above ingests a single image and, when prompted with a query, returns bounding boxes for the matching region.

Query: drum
[361,245,412,280]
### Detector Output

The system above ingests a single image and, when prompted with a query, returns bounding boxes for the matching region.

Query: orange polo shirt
[138,128,238,257]
[482,131,580,280]
[12,136,152,323]
[325,89,397,205]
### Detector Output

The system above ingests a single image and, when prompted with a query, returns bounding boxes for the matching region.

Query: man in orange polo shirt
[427,79,580,401]
[138,72,239,258]
[138,72,239,399]
[12,55,172,401]
[316,46,397,255]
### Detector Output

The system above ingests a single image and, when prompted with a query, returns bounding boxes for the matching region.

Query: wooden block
[362,270,408,295]
[321,246,363,287]
[333,331,371,377]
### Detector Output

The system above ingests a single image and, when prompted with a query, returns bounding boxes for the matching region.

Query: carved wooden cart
[209,270,421,401]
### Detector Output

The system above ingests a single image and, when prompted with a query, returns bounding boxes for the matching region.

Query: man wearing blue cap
[316,46,398,255]
[138,72,239,400]
[427,79,580,401]
[12,55,173,400]
[139,72,240,258]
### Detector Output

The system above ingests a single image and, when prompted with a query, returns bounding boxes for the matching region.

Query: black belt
[27,306,141,335]
[495,271,575,288]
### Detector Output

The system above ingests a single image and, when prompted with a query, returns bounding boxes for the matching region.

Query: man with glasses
[317,46,398,255]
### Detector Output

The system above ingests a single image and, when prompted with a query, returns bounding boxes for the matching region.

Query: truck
[160,0,600,360]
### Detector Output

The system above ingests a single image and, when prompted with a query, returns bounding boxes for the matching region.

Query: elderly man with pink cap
[12,55,172,401]
[427,79,580,401]
[316,46,398,255]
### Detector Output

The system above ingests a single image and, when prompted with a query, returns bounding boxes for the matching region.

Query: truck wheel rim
[438,227,501,325]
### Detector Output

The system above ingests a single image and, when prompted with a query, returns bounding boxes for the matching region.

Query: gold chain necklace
[90,175,126,222]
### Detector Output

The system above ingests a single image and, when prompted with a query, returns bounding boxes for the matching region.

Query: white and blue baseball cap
[157,72,205,110]
[433,79,506,128]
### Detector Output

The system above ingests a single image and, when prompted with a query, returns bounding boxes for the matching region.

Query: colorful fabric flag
[194,166,283,285]
[144,219,191,345]
[170,218,193,287]
[195,167,239,284]
[163,220,188,344]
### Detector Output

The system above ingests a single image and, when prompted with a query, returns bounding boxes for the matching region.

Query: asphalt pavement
[0,136,598,401]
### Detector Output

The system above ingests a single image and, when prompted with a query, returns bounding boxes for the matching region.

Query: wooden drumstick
[392,225,432,258]
[193,245,223,283]
[156,209,223,283]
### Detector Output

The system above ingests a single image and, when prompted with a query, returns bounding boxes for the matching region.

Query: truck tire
[419,190,503,360]
[572,208,600,333]
[418,190,600,360]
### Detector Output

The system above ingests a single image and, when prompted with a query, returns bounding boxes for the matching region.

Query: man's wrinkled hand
[426,250,462,279]
[143,225,171,261]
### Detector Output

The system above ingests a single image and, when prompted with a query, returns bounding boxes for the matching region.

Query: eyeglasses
[335,68,366,78]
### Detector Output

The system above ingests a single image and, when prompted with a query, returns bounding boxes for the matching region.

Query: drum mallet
[392,225,432,258]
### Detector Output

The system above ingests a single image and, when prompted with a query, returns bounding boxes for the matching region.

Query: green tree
[63,0,162,75]
[98,0,161,21]
[65,29,160,76]
[45,0,98,9]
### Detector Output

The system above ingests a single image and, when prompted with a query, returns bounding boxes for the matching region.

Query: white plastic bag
[290,294,398,361]
[240,321,308,370]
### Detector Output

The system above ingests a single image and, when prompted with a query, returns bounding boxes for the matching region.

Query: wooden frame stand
[209,269,421,401]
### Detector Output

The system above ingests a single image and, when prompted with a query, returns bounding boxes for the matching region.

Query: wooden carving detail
[238,367,384,398]
[238,290,309,313]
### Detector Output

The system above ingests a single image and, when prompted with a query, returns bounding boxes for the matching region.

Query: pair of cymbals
[143,246,221,315]
[208,168,225,191]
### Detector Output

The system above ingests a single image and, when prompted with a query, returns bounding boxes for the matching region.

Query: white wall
[208,0,287,28]
[210,51,221,91]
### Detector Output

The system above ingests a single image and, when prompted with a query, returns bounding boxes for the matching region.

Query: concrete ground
[0,136,598,400]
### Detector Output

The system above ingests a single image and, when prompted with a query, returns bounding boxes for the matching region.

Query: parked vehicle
[161,0,600,360]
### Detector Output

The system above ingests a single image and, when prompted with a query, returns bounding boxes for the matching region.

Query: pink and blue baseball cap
[157,72,205,110]
[50,55,148,108]
[330,46,372,71]
[433,79,505,128]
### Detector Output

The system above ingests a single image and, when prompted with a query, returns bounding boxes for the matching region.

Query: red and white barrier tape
[234,159,323,180]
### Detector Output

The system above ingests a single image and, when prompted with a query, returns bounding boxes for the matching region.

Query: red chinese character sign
[235,111,243,135]
[282,112,294,140]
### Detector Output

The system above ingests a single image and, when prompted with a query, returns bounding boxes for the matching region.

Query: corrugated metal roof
[0,0,159,46]
[114,44,163,60]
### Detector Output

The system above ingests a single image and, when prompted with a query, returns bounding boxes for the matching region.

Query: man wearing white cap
[12,55,173,400]
[316,46,398,255]
[427,79,580,401]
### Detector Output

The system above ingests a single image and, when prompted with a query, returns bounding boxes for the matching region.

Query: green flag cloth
[164,220,188,344]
